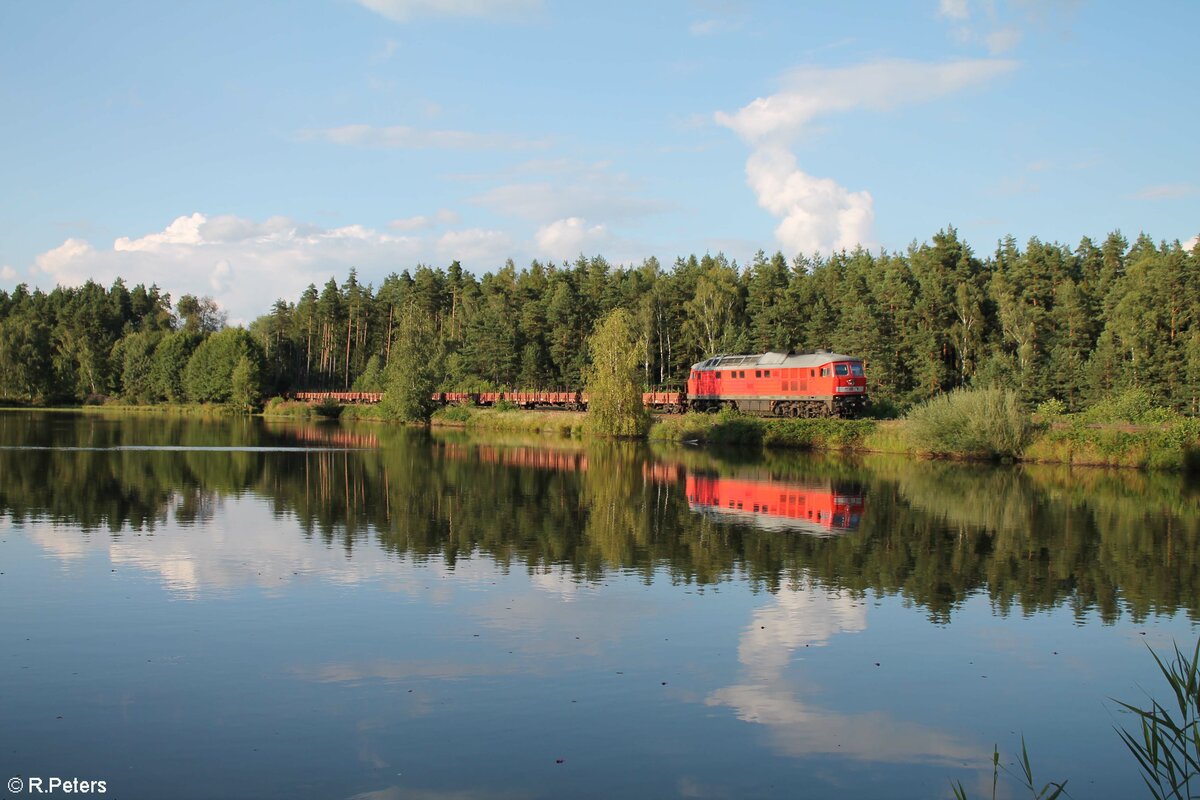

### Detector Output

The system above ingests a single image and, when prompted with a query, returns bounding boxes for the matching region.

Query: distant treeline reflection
[2,413,1198,623]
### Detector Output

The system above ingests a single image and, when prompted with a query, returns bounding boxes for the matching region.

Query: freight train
[289,349,868,418]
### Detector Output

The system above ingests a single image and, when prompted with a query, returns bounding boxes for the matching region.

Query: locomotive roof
[691,350,862,371]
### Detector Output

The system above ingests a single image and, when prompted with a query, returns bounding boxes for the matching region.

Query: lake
[1,411,1197,799]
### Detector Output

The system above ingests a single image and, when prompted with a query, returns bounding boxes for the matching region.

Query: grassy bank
[1023,418,1200,470]
[648,410,882,451]
[430,405,587,437]
[262,397,345,420]
[0,402,243,417]
[1023,389,1200,471]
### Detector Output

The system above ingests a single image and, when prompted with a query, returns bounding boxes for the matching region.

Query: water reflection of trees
[2,415,1198,623]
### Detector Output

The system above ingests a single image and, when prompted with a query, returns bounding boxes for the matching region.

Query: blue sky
[2,0,1197,321]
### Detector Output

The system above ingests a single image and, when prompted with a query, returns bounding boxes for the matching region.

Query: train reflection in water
[684,472,865,535]
[430,440,866,538]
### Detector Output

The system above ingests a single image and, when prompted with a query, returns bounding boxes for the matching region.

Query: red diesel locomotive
[685,349,867,417]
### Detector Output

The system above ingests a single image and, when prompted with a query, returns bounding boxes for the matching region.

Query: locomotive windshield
[834,364,849,376]
[850,363,863,376]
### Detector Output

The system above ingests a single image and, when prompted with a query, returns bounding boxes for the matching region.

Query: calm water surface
[1,411,1197,799]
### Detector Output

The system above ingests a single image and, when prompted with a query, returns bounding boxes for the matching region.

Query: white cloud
[353,0,541,23]
[1131,184,1197,201]
[745,147,874,255]
[389,209,461,231]
[716,59,1017,146]
[985,25,1022,53]
[705,586,979,764]
[1,264,18,281]
[938,0,970,20]
[30,212,516,324]
[717,59,1015,255]
[305,123,545,151]
[1185,235,1199,251]
[534,217,613,261]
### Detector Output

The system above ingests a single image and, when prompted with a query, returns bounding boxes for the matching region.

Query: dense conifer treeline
[2,228,1198,411]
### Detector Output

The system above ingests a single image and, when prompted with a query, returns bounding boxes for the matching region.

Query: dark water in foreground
[1,412,1197,799]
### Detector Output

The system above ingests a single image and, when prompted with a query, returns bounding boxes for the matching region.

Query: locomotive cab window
[834,364,849,376]
[850,363,863,376]
[764,370,771,377]
[820,367,830,377]
[755,370,761,377]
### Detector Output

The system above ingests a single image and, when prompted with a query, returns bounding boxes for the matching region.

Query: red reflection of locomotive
[686,473,865,535]
[686,350,867,418]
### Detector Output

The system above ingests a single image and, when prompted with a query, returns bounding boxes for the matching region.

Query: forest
[1,227,1197,413]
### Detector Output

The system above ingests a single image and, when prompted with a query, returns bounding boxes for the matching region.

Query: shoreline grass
[6,396,1195,471]
[430,405,587,437]
[0,402,242,417]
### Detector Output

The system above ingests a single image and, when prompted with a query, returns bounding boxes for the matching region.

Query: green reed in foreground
[955,639,1200,800]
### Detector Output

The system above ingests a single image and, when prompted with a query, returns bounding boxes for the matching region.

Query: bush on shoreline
[904,388,1036,460]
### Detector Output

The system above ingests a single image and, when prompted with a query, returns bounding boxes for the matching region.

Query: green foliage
[115,330,163,403]
[434,404,473,423]
[956,639,1200,800]
[1024,418,1200,471]
[952,739,1067,800]
[6,227,1200,415]
[905,387,1036,459]
[1036,398,1068,419]
[152,330,202,402]
[1081,387,1178,426]
[585,308,648,437]
[1114,640,1200,800]
[351,355,385,392]
[381,304,438,422]
[183,329,263,404]
[229,355,262,412]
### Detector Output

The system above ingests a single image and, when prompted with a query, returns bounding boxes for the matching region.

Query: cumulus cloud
[534,217,613,261]
[354,0,541,22]
[29,212,513,324]
[304,123,545,150]
[745,148,874,254]
[1185,235,1199,251]
[716,59,1015,255]
[2,264,20,281]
